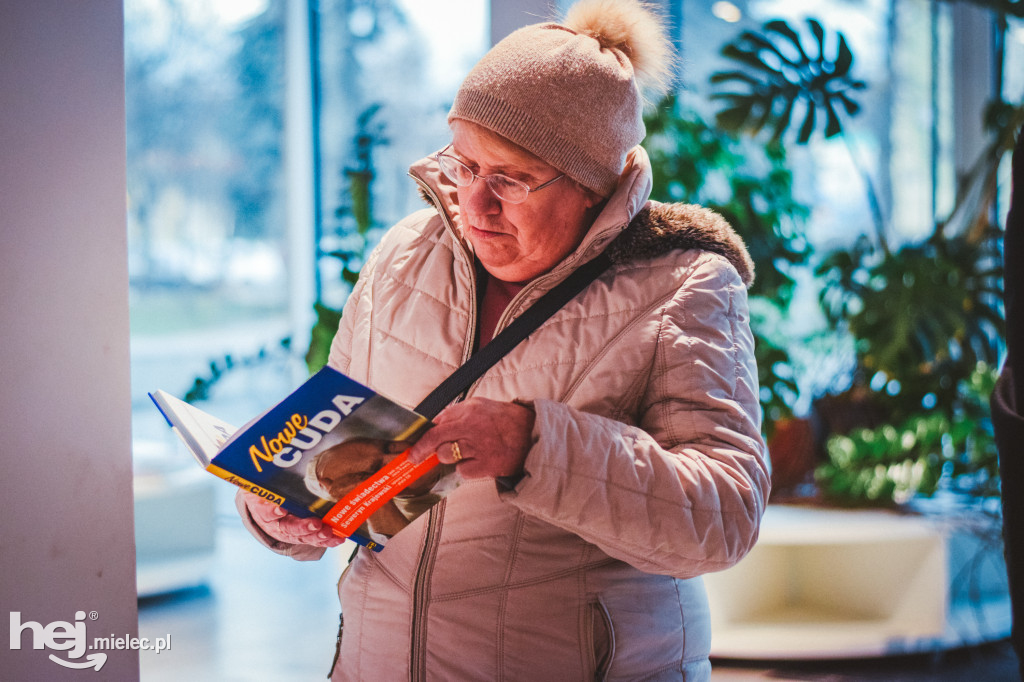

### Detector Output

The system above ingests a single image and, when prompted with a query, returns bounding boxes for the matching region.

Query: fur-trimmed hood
[608,201,755,288]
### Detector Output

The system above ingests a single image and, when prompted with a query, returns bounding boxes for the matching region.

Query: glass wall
[126,0,488,600]
[126,0,1014,562]
[312,0,486,310]
[126,0,487,436]
[127,0,1014,431]
[126,0,293,441]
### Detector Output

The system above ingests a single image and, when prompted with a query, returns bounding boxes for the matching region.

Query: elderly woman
[239,1,770,679]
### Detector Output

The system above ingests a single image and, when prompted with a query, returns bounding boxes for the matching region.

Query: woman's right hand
[243,492,347,548]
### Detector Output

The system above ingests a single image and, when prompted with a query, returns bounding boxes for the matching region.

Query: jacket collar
[609,202,755,287]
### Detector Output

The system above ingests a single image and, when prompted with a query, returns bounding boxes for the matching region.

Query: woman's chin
[471,246,520,279]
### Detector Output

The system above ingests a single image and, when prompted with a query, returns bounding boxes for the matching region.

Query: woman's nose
[461,177,501,215]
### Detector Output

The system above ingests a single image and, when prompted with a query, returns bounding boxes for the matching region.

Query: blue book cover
[151,367,449,552]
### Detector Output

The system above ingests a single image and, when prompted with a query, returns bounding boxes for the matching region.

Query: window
[126,0,293,441]
[312,0,486,309]
[126,0,487,602]
[126,0,487,437]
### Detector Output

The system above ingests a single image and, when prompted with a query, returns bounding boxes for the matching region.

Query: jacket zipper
[410,500,445,681]
[409,174,477,681]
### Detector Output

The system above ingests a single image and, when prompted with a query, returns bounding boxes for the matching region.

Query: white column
[285,0,317,354]
[0,0,139,678]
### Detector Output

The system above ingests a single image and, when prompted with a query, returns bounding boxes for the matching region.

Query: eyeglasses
[435,144,564,204]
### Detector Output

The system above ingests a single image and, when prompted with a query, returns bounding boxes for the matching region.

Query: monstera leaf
[711,18,866,144]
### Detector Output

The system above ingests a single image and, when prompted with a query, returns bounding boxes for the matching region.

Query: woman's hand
[243,492,347,548]
[407,397,535,480]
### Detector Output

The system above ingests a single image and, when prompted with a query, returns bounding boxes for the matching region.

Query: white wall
[0,0,139,679]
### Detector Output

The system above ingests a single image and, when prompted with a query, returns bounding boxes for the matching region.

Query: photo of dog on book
[305,437,451,538]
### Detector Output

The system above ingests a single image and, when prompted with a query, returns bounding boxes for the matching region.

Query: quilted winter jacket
[238,147,770,681]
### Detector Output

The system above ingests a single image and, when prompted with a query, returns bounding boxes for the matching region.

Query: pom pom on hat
[448,0,674,197]
[564,0,673,100]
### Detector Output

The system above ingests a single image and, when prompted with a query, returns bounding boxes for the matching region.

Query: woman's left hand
[407,397,535,480]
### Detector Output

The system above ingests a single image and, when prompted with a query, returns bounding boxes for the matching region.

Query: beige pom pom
[563,0,674,98]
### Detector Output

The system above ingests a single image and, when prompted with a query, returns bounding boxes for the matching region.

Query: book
[149,366,448,552]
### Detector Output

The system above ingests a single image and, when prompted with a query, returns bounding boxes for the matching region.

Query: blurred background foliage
[706,12,1016,505]
[180,6,1019,509]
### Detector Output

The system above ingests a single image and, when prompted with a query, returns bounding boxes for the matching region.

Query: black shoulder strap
[414,252,612,419]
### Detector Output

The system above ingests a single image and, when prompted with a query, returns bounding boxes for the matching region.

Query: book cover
[150,367,449,552]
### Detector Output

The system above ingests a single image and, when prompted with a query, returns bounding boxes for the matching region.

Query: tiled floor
[138,500,347,681]
[137,490,1021,681]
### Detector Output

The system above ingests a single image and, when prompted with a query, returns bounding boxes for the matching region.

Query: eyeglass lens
[437,153,529,203]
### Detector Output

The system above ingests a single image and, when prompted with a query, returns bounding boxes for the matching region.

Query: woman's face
[450,120,604,283]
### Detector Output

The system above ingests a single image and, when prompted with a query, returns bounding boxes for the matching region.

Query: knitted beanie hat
[448,0,673,197]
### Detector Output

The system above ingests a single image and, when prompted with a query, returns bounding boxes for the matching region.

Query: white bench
[704,503,1012,659]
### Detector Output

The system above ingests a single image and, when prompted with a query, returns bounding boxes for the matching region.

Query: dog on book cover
[238,1,769,679]
[304,437,449,538]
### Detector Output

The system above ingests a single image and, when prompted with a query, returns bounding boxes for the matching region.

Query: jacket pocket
[590,599,616,681]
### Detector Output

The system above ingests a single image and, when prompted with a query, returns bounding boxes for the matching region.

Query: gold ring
[450,441,463,462]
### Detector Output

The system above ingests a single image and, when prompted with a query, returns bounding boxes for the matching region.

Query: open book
[150,367,448,552]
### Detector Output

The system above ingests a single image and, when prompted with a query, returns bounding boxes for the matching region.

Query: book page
[149,390,237,468]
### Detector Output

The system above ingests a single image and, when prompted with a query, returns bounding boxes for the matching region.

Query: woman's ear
[570,176,606,208]
[578,183,607,212]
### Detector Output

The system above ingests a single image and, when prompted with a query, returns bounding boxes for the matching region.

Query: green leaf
[764,20,809,62]
[711,17,865,144]
[834,33,854,75]
[808,18,826,56]
[740,29,800,68]
[835,91,862,116]
[721,43,772,73]
[797,102,816,143]
[709,70,761,86]
[823,98,842,138]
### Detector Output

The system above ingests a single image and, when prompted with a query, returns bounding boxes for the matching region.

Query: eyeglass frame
[434,144,565,204]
